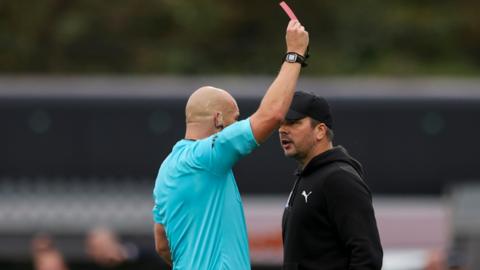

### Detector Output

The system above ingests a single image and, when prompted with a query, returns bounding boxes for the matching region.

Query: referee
[152,20,309,269]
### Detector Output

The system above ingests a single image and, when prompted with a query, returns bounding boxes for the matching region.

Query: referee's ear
[214,112,224,130]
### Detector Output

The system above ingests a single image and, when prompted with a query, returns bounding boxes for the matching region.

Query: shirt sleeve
[187,118,259,175]
[321,170,383,270]
[152,203,163,224]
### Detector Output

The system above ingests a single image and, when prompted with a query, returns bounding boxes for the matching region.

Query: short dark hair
[310,118,334,141]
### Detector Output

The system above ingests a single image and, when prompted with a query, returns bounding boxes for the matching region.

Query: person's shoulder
[331,162,362,180]
[169,139,193,154]
[309,161,359,181]
[162,140,203,169]
[320,164,371,195]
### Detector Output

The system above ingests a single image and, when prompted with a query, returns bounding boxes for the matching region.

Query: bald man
[152,20,309,270]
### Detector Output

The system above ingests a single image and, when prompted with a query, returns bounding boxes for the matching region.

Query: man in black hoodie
[278,91,383,270]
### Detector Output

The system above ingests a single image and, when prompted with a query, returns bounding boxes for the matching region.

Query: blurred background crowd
[1,1,480,269]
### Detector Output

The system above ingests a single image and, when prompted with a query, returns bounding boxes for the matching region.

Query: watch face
[287,54,297,62]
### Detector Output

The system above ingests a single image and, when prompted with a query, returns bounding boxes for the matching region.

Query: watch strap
[284,52,308,67]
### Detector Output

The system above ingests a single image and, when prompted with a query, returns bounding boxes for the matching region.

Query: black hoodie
[282,146,383,270]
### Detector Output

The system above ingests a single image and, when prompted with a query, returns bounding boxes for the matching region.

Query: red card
[279,1,298,21]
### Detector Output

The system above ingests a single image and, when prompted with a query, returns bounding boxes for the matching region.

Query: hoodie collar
[297,146,364,177]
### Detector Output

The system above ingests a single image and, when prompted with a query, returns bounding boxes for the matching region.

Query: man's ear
[315,123,327,141]
[214,112,224,130]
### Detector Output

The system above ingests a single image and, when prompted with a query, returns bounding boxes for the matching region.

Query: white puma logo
[301,190,312,203]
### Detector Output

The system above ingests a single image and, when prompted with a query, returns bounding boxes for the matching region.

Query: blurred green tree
[0,0,479,75]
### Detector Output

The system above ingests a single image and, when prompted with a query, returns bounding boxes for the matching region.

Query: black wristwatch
[284,52,307,67]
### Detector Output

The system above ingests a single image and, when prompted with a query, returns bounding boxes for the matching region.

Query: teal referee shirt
[152,118,258,270]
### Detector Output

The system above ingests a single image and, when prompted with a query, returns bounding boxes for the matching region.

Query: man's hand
[286,20,309,56]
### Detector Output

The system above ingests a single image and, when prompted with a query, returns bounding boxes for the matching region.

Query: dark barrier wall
[1,97,479,195]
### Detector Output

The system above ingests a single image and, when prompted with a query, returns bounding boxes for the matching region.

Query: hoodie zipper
[282,171,302,242]
[287,171,302,207]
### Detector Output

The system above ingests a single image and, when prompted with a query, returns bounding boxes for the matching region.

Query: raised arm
[250,20,309,143]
